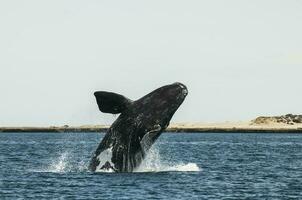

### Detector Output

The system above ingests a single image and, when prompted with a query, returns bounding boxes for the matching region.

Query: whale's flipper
[140,125,162,153]
[94,91,132,114]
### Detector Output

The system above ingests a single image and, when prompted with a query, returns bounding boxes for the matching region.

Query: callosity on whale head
[89,82,188,172]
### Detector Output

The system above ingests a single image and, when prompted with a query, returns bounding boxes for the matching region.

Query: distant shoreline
[2,114,302,133]
[1,123,302,133]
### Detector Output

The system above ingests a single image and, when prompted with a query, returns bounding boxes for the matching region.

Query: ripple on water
[0,132,302,199]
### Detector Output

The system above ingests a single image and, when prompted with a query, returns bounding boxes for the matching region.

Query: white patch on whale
[95,147,115,172]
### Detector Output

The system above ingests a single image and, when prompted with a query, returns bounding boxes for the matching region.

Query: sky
[0,0,302,126]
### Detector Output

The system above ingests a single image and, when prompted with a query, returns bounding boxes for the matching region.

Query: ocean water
[0,132,302,199]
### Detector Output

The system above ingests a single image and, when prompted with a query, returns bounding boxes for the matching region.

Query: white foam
[36,147,200,173]
[47,152,69,173]
[165,163,200,172]
[96,168,115,173]
[34,151,88,173]
[78,160,89,172]
[134,147,200,173]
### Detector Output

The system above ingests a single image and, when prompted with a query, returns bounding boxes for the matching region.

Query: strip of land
[168,122,302,133]
[1,123,302,133]
[1,115,301,133]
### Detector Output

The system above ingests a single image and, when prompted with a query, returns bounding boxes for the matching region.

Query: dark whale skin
[89,82,188,172]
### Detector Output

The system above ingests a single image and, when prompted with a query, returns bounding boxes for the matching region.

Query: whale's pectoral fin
[140,124,162,153]
[94,91,132,114]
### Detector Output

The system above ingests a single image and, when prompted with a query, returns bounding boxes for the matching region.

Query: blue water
[1,132,302,199]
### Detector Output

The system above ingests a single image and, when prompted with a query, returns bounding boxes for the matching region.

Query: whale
[89,82,188,172]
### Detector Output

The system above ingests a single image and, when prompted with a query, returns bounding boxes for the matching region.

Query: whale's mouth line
[182,88,188,96]
[174,82,188,97]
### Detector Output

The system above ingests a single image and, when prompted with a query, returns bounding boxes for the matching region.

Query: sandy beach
[1,120,302,133]
[168,121,302,133]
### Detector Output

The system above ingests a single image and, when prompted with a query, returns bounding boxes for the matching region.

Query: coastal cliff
[252,114,302,125]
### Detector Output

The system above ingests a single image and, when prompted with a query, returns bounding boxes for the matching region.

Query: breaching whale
[89,82,188,172]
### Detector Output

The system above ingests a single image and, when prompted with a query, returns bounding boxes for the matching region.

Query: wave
[37,147,200,173]
[134,147,200,173]
[96,147,200,173]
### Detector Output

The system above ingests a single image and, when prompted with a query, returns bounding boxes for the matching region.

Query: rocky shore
[252,114,302,125]
[1,114,302,133]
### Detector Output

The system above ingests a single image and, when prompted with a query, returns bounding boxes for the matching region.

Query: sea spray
[42,145,200,173]
[135,146,200,173]
[47,152,69,172]
[40,151,89,173]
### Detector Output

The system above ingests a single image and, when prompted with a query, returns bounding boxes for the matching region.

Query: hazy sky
[1,1,302,126]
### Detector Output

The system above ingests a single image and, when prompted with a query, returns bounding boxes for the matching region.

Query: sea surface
[0,132,302,199]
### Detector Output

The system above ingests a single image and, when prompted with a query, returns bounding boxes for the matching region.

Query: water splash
[47,152,69,172]
[95,168,115,173]
[134,147,200,172]
[35,152,88,173]
[39,147,199,173]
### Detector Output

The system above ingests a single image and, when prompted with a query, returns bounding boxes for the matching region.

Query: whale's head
[133,82,188,131]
